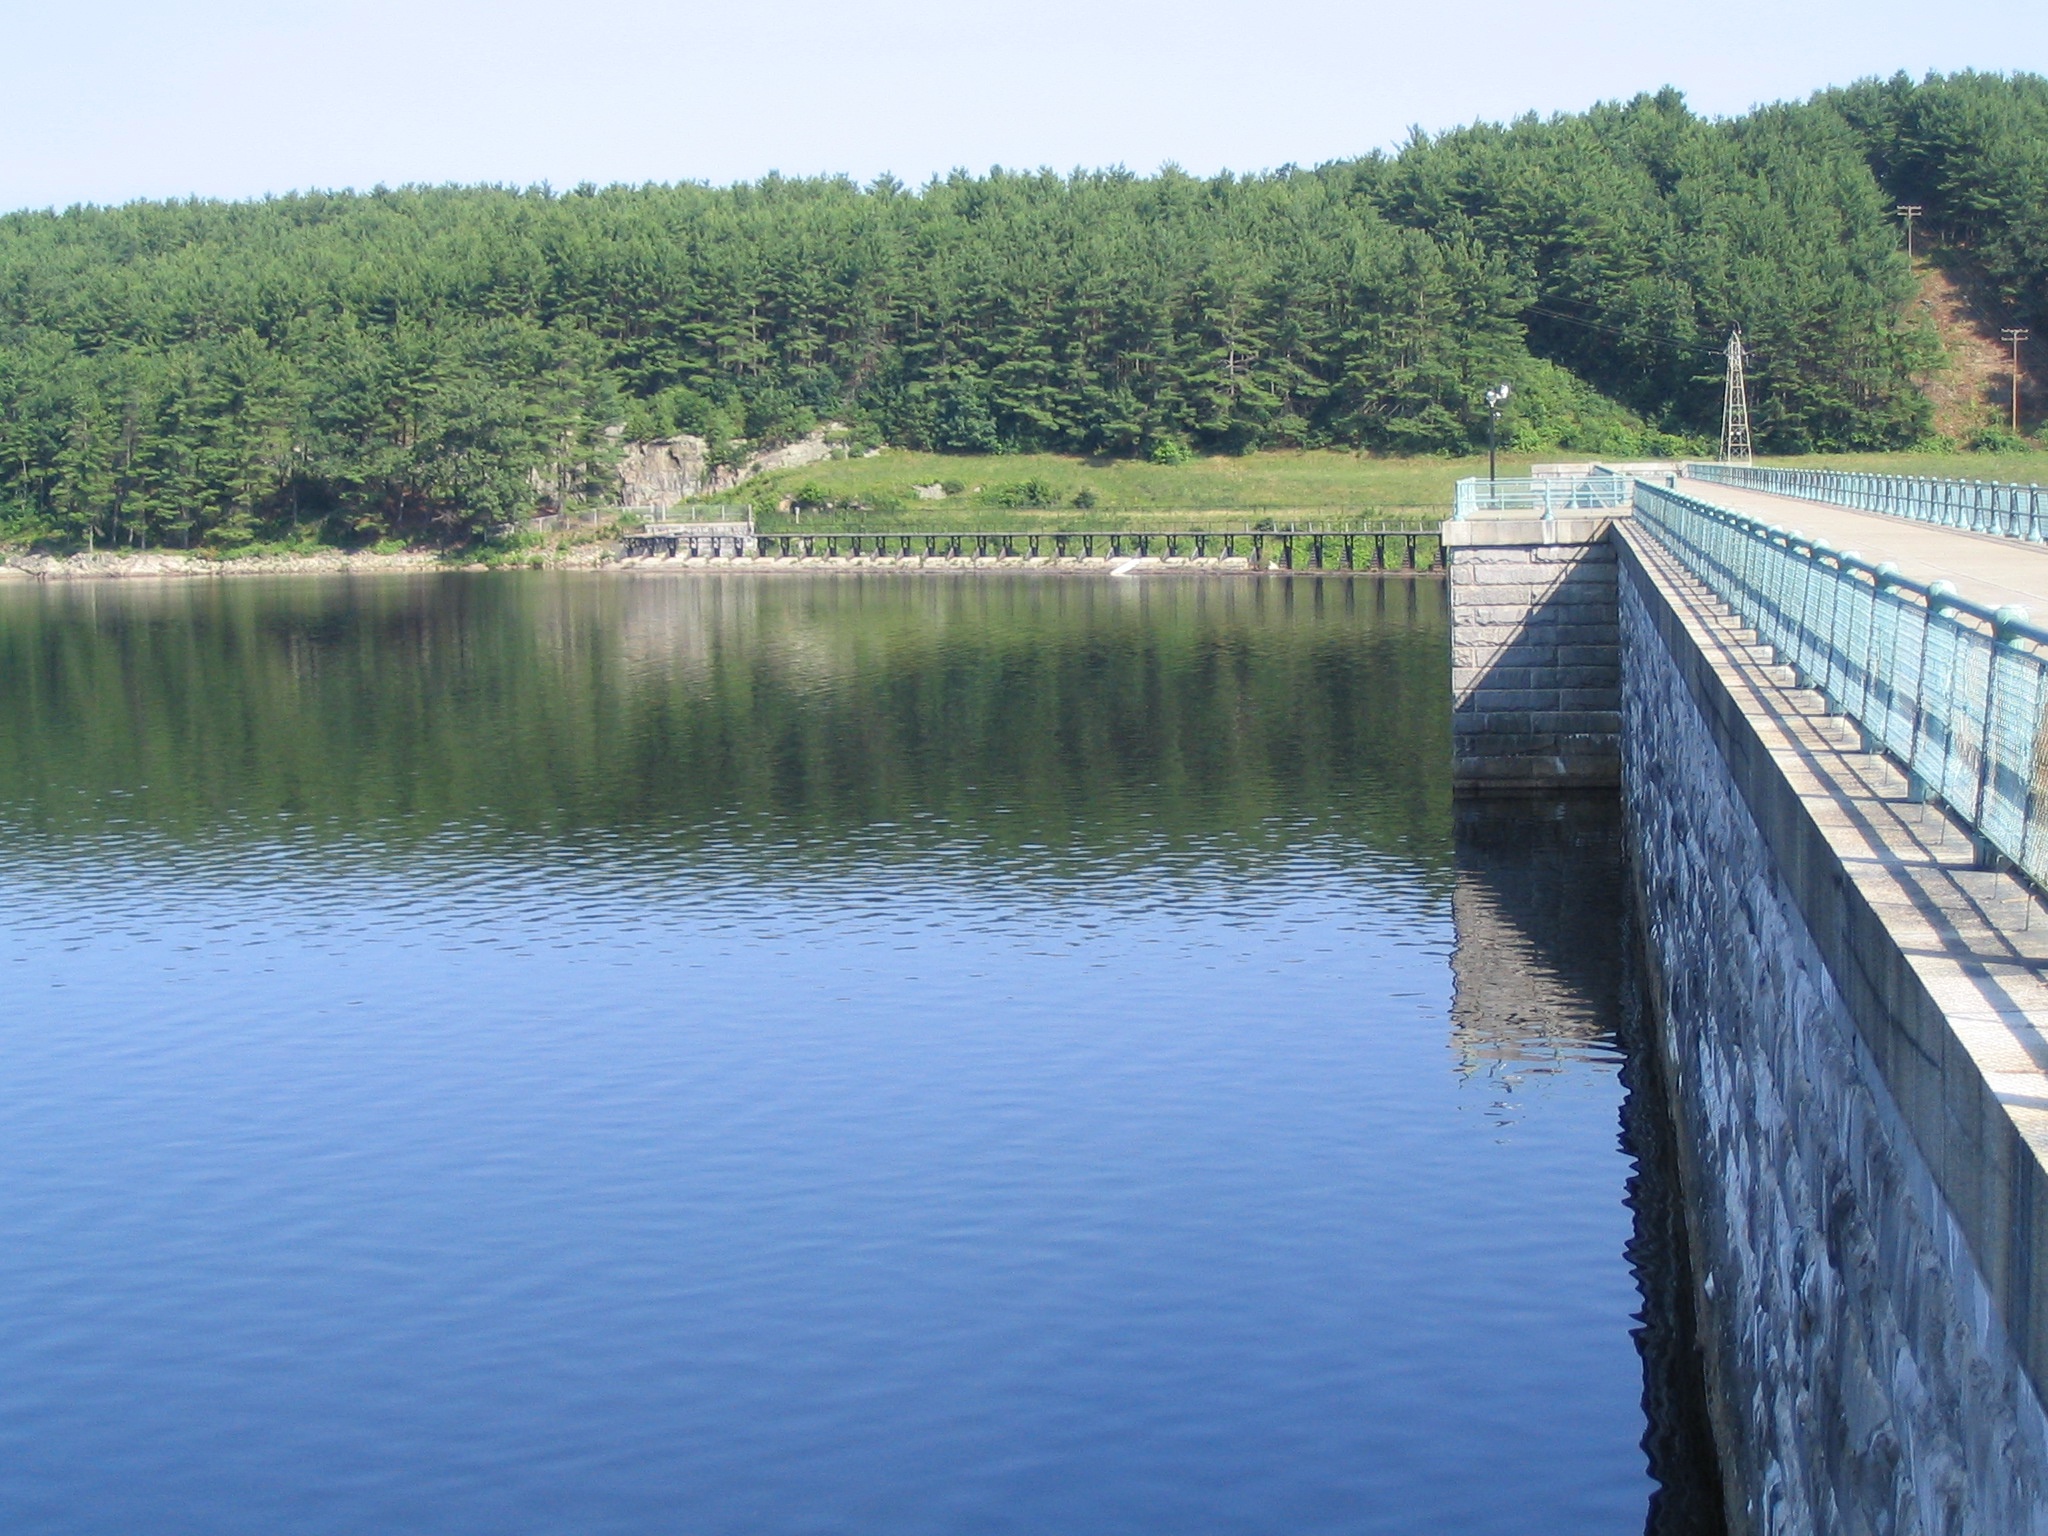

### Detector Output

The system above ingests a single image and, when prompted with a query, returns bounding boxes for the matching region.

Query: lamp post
[1484,384,1512,485]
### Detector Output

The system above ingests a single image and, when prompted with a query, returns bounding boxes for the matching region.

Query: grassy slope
[736,446,2048,533]
[739,449,1552,531]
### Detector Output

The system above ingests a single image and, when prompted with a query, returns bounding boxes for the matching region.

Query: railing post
[1793,533,1824,690]
[1866,562,1904,756]
[1922,581,1965,804]
[1972,605,2030,863]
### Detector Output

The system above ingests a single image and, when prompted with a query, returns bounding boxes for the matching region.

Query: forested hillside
[0,72,2040,548]
[1826,72,2048,369]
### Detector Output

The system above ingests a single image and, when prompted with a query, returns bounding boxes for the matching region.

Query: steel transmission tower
[1721,329,1754,465]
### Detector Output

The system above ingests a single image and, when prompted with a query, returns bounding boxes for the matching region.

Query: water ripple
[0,574,1654,1536]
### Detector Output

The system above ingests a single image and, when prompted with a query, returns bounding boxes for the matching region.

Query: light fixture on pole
[1484,384,1512,485]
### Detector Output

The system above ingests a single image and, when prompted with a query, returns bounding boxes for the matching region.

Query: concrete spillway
[1448,499,2048,1533]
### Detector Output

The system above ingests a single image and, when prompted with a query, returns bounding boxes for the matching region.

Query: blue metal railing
[1452,474,1634,520]
[1634,481,2048,885]
[1685,462,2048,541]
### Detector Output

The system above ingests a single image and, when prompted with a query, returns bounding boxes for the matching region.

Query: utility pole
[1896,204,1923,261]
[2003,328,2031,433]
[1721,330,1753,465]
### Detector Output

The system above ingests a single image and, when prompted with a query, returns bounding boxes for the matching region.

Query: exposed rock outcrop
[617,424,846,508]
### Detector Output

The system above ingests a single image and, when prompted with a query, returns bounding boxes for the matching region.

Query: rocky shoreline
[1,546,1425,581]
[0,546,612,581]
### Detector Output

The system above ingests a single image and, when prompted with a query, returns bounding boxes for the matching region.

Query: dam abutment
[1444,517,1622,791]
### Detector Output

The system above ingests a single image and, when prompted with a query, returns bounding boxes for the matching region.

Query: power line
[1520,302,1737,359]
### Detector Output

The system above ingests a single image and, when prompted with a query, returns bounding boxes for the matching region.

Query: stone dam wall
[1445,517,1620,790]
[1615,524,2048,1534]
[1445,515,2048,1531]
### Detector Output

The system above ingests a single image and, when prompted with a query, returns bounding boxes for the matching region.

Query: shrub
[983,478,1058,509]
[738,482,784,518]
[0,505,58,546]
[1149,437,1195,466]
[1969,425,2034,455]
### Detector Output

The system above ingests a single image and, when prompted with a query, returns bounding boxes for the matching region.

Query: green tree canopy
[7,75,2033,547]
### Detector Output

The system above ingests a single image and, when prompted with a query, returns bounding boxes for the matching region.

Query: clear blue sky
[3,0,2044,212]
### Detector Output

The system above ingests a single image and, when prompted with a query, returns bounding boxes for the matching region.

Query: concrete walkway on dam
[1676,476,2048,617]
[1626,477,2048,1150]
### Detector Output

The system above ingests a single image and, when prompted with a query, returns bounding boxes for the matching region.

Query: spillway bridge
[621,525,1445,571]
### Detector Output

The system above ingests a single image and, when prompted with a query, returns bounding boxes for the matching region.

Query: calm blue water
[0,573,1680,1533]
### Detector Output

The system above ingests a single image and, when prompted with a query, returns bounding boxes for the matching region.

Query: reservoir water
[0,572,1714,1534]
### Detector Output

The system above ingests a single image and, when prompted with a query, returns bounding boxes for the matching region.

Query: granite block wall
[1619,528,2048,1536]
[1447,525,1621,789]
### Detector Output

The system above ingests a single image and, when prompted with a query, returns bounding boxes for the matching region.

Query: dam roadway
[1446,468,2048,1535]
[1670,477,2048,617]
